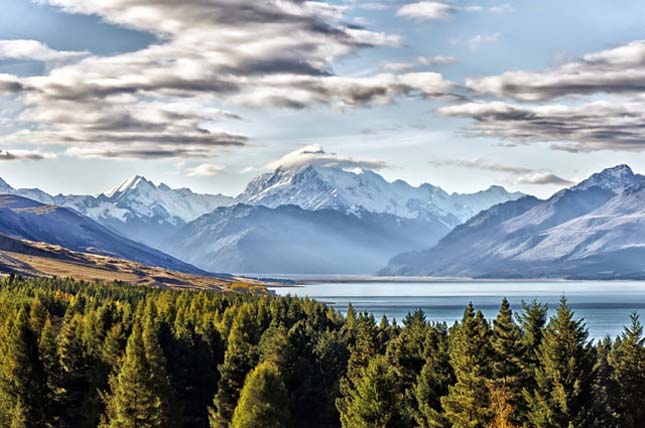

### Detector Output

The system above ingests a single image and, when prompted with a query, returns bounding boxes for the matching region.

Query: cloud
[429,157,573,185]
[381,55,457,72]
[0,74,23,94]
[418,55,457,66]
[396,2,511,21]
[439,100,645,152]
[268,144,388,170]
[0,149,57,161]
[397,2,453,20]
[0,40,88,62]
[0,0,455,160]
[514,172,574,186]
[184,163,226,177]
[468,33,500,50]
[466,39,645,101]
[240,166,256,174]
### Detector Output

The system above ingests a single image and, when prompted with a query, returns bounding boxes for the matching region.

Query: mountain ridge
[381,165,645,279]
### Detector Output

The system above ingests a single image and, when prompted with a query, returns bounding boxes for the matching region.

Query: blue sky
[1,0,645,198]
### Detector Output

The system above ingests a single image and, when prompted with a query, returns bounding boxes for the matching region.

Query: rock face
[381,165,645,279]
[161,204,451,274]
[0,194,204,274]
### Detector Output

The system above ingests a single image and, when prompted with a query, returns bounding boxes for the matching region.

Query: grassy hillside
[0,234,267,293]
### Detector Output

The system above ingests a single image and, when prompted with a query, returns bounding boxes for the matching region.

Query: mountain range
[381,165,645,279]
[0,194,202,274]
[0,159,522,273]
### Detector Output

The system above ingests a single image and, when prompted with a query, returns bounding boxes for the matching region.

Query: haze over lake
[271,280,645,339]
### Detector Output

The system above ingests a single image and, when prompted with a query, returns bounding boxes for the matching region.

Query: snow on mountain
[0,175,234,247]
[238,147,524,226]
[99,175,234,225]
[381,165,645,279]
[573,164,644,193]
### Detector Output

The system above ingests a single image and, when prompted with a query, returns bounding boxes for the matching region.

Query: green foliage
[231,362,290,428]
[441,304,492,428]
[339,355,403,428]
[608,313,645,428]
[0,275,644,428]
[525,297,598,428]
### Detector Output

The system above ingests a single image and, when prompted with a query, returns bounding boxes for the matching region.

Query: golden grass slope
[0,234,268,293]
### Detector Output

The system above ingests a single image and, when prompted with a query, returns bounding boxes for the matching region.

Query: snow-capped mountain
[0,175,234,247]
[237,162,524,226]
[381,165,645,279]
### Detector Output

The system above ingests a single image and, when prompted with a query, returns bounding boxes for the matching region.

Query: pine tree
[608,313,645,428]
[525,297,597,428]
[517,300,547,388]
[231,362,291,428]
[100,323,170,428]
[339,355,403,428]
[441,304,492,428]
[0,307,48,427]
[209,304,261,428]
[412,324,453,428]
[490,299,524,425]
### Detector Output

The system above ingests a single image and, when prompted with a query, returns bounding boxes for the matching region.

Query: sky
[2,0,645,198]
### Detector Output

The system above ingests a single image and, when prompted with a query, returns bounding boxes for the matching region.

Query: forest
[0,275,644,428]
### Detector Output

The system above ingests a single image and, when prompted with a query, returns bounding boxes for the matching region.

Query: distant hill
[161,203,452,274]
[0,194,204,275]
[0,234,267,292]
[381,165,645,279]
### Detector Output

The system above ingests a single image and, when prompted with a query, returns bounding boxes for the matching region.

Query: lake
[269,280,645,339]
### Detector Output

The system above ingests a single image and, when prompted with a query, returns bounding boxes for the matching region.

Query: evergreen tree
[491,299,524,425]
[231,362,290,428]
[209,304,262,428]
[100,323,170,428]
[441,305,492,428]
[412,324,453,428]
[517,300,548,389]
[339,355,403,428]
[0,307,48,428]
[525,297,597,428]
[609,313,645,428]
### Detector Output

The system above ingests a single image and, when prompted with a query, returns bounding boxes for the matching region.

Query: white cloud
[417,55,457,66]
[468,33,500,50]
[184,163,226,176]
[0,40,88,62]
[397,2,453,20]
[397,2,511,21]
[268,144,387,170]
[240,166,256,174]
[0,0,455,160]
[466,39,645,101]
[514,172,573,186]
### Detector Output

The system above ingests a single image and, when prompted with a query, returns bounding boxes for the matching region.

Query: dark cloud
[0,149,56,161]
[439,101,645,152]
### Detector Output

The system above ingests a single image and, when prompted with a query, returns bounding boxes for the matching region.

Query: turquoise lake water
[270,280,645,339]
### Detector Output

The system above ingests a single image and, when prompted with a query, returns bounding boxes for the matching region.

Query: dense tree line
[0,275,644,428]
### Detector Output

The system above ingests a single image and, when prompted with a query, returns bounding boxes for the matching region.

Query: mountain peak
[574,164,641,193]
[0,177,14,194]
[105,175,154,198]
